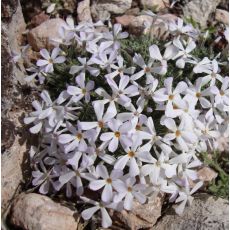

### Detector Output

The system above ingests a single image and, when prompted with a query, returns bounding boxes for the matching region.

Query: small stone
[215,9,229,25]
[197,166,218,182]
[27,18,66,51]
[77,0,92,22]
[1,137,27,213]
[125,7,140,15]
[129,15,154,35]
[111,193,164,229]
[10,193,80,230]
[30,12,50,28]
[140,0,169,12]
[182,0,221,28]
[116,15,136,27]
[152,194,229,230]
[91,0,132,19]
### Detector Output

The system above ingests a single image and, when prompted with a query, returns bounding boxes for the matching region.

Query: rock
[218,0,229,10]
[1,137,27,213]
[111,193,164,230]
[1,0,18,20]
[77,0,92,22]
[116,13,177,39]
[1,0,36,215]
[129,15,154,35]
[116,15,136,27]
[197,167,218,183]
[91,0,132,21]
[27,18,67,51]
[215,9,229,25]
[182,0,221,28]
[30,12,50,28]
[140,0,169,12]
[216,135,229,152]
[152,194,229,230]
[125,7,140,16]
[10,193,80,230]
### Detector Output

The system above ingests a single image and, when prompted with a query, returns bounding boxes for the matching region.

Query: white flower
[174,181,203,215]
[163,118,197,152]
[89,164,123,202]
[25,66,46,84]
[131,53,155,83]
[36,48,66,73]
[186,77,212,108]
[100,118,133,152]
[210,76,229,107]
[106,75,139,107]
[201,60,223,86]
[113,176,146,210]
[80,197,116,228]
[32,161,56,194]
[114,140,155,177]
[105,55,135,79]
[67,73,95,103]
[172,37,196,68]
[80,100,116,136]
[58,121,95,153]
[153,77,187,117]
[69,57,100,76]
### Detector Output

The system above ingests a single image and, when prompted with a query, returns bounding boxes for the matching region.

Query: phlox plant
[24,15,229,228]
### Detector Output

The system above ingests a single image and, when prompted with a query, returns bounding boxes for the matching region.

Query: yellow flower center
[76,133,82,140]
[220,90,225,96]
[196,92,201,98]
[114,131,120,138]
[168,94,174,100]
[128,151,135,157]
[144,67,151,73]
[106,178,112,184]
[98,121,104,128]
[127,186,132,192]
[175,130,181,137]
[82,88,86,94]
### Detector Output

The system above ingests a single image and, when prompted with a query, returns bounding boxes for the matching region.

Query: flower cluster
[24,17,229,228]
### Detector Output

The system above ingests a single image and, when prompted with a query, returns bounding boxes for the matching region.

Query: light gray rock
[27,18,66,51]
[1,0,35,216]
[10,193,81,230]
[111,193,164,230]
[140,0,169,12]
[77,0,92,22]
[153,194,229,230]
[91,0,132,21]
[215,9,229,25]
[183,0,221,28]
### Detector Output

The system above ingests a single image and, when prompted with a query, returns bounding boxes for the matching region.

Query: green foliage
[200,151,229,199]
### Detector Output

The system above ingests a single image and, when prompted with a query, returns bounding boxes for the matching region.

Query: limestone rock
[91,0,132,21]
[183,0,221,28]
[77,0,92,22]
[111,193,164,230]
[140,0,169,12]
[153,194,229,230]
[30,12,50,28]
[27,18,66,51]
[10,193,80,230]
[1,137,27,213]
[1,0,35,215]
[116,13,177,39]
[215,9,229,25]
[197,167,218,182]
[116,15,136,27]
[129,15,154,35]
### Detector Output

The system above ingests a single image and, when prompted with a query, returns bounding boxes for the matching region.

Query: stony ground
[1,0,229,229]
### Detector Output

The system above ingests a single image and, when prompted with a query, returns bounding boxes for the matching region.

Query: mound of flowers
[24,16,229,228]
